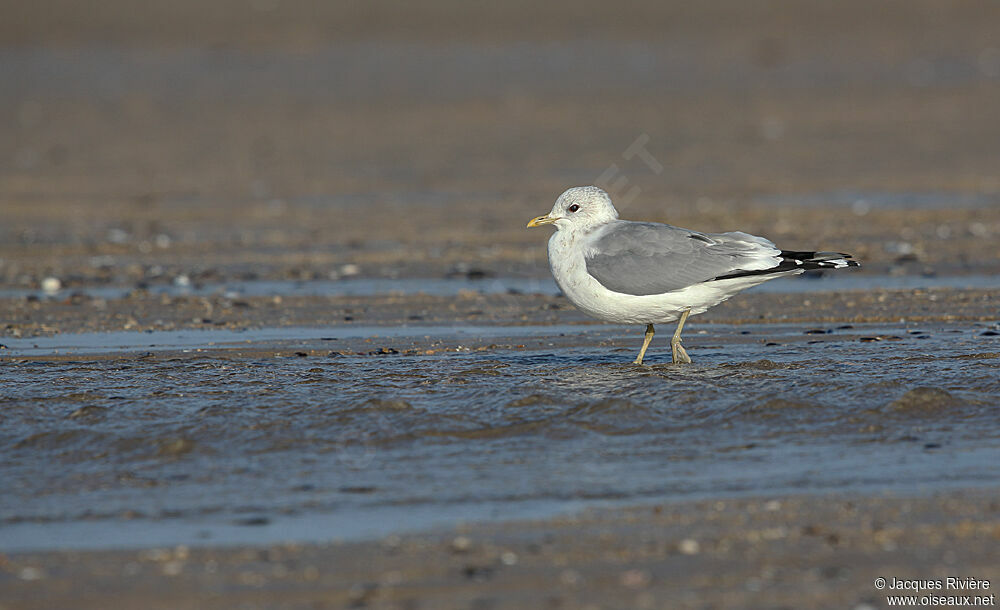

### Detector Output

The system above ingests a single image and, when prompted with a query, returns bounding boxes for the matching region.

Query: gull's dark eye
[568,204,580,213]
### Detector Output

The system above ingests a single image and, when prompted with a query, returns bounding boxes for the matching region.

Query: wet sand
[2,283,998,340]
[5,492,1000,610]
[3,1,1000,608]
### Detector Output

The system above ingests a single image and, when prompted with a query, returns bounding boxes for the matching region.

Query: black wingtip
[711,251,861,282]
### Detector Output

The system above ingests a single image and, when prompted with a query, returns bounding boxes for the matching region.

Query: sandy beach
[5,492,1000,609]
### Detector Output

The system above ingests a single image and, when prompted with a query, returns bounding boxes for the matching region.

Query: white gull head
[527,186,619,232]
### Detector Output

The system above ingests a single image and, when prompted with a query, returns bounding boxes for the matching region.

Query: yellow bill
[526,214,559,228]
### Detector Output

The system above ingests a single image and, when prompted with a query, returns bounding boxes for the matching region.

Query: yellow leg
[633,323,655,365]
[671,309,692,364]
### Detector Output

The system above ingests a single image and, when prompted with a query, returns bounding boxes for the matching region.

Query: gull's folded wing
[582,221,783,296]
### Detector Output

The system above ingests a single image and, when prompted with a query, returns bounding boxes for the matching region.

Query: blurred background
[3,0,999,290]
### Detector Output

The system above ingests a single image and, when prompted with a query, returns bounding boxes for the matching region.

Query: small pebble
[500,551,519,566]
[19,566,46,580]
[463,565,494,581]
[41,277,61,294]
[450,535,472,553]
[678,538,700,555]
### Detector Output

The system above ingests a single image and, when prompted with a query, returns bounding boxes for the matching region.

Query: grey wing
[583,222,782,296]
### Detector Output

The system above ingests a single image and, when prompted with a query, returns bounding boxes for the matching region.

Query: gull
[527,186,860,365]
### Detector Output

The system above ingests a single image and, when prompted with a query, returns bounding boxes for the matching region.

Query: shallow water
[2,272,998,301]
[2,322,998,551]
